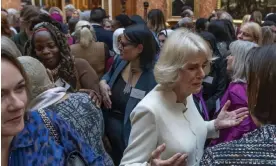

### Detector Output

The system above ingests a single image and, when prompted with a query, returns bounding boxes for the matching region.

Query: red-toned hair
[1,14,12,37]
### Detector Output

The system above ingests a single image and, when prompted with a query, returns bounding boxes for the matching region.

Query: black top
[110,74,130,117]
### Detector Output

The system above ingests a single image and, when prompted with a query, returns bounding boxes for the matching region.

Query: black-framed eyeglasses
[119,41,136,49]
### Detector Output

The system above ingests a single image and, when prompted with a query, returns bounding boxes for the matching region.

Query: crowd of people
[1,3,276,166]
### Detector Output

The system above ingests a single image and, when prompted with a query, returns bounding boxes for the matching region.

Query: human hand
[99,81,112,109]
[215,100,248,130]
[150,144,188,166]
[79,89,102,108]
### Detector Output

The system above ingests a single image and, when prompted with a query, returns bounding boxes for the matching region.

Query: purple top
[209,82,257,146]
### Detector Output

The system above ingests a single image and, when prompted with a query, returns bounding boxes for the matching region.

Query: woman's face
[158,34,166,48]
[34,31,60,70]
[104,22,112,31]
[1,58,27,137]
[119,35,142,61]
[238,26,254,43]
[175,53,208,96]
[226,55,234,72]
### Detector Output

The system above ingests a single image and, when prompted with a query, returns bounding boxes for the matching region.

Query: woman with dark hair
[99,24,157,165]
[196,32,229,119]
[1,45,104,166]
[208,19,236,57]
[131,15,146,25]
[196,18,209,33]
[25,14,101,105]
[201,44,276,165]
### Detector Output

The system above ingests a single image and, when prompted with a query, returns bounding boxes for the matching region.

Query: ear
[137,44,143,54]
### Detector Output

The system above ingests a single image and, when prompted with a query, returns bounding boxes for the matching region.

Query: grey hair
[230,40,258,81]
[154,29,212,89]
[17,56,54,101]
[65,4,75,12]
[80,10,91,21]
[7,8,19,26]
[74,20,97,48]
[1,36,22,57]
[220,12,233,23]
[178,17,192,27]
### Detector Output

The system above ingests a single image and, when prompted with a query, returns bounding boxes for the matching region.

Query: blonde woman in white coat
[120,29,248,166]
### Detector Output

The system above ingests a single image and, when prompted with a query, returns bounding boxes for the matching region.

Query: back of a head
[181,9,194,18]
[80,10,91,21]
[68,17,79,34]
[74,20,96,48]
[18,56,53,101]
[155,29,211,88]
[247,44,276,124]
[264,13,276,24]
[65,4,75,12]
[229,40,258,80]
[90,8,106,24]
[208,20,234,44]
[199,31,219,56]
[115,14,134,28]
[20,5,40,21]
[251,11,263,25]
[178,17,193,28]
[196,18,208,32]
[124,24,157,70]
[261,26,275,45]
[1,36,22,57]
[131,15,145,25]
[220,12,233,23]
[1,14,12,37]
[147,9,166,33]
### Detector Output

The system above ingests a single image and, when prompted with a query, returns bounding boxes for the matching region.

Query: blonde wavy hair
[74,20,97,48]
[241,22,262,45]
[154,29,212,89]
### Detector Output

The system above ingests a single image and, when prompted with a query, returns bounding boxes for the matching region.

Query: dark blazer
[102,57,157,145]
[92,25,113,50]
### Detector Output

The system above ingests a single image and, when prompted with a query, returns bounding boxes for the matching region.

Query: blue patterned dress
[8,110,104,166]
[45,92,114,166]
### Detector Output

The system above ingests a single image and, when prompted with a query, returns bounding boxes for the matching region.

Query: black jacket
[92,25,113,50]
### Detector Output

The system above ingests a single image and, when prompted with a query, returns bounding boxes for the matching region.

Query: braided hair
[26,14,78,89]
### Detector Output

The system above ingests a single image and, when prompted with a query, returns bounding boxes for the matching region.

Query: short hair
[181,9,194,18]
[124,24,157,70]
[68,17,79,34]
[113,28,125,55]
[80,10,91,21]
[251,10,263,25]
[147,9,167,33]
[65,4,75,12]
[154,29,211,88]
[74,20,97,47]
[90,8,107,23]
[178,17,194,29]
[247,44,276,124]
[241,22,262,45]
[229,40,258,81]
[261,26,275,45]
[1,36,22,58]
[196,18,208,32]
[220,12,233,23]
[18,56,54,101]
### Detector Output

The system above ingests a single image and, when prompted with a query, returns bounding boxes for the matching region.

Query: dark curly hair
[25,14,77,89]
